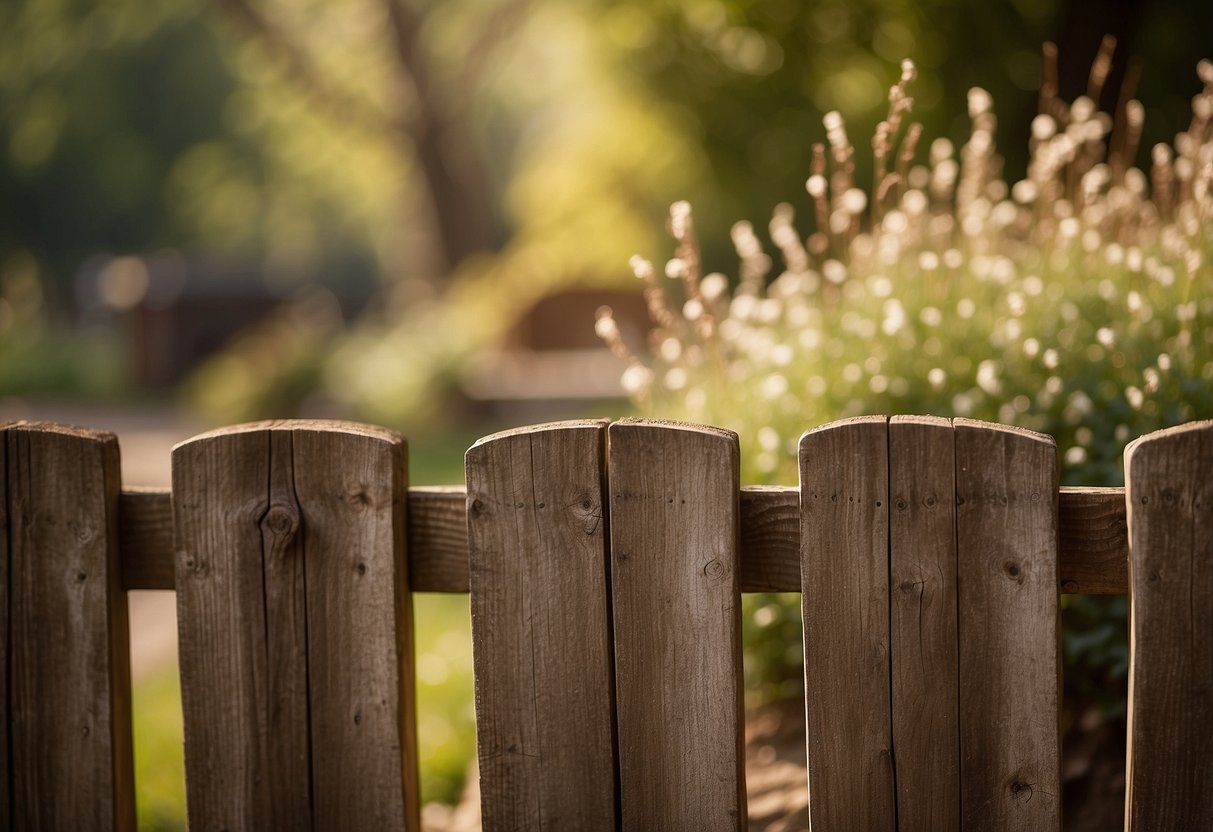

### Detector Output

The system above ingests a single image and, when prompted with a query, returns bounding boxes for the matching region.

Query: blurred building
[76,252,373,388]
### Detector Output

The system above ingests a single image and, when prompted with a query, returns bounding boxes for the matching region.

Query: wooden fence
[0,415,1209,830]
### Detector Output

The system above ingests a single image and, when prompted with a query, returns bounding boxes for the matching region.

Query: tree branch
[211,0,411,141]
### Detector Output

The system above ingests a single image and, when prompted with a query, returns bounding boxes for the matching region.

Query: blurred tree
[2,0,1210,410]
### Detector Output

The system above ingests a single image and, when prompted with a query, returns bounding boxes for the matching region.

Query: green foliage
[601,57,1213,704]
[131,664,187,831]
[0,252,124,396]
[413,594,477,805]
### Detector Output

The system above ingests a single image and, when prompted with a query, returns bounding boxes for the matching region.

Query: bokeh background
[3,0,1211,827]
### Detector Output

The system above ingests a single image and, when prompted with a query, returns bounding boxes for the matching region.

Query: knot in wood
[894,497,908,511]
[262,505,298,537]
[1003,560,1024,582]
[345,487,373,511]
[1008,779,1034,802]
[703,558,726,579]
[923,493,937,508]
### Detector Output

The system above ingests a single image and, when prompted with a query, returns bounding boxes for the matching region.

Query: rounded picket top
[467,417,610,453]
[609,416,739,443]
[173,418,402,454]
[2,419,119,444]
[1124,418,1213,476]
[798,414,888,454]
[952,416,1056,450]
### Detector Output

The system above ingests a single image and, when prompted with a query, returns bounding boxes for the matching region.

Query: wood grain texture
[889,416,959,831]
[173,420,416,831]
[608,419,746,830]
[293,425,417,828]
[0,426,7,826]
[1058,487,1127,594]
[118,487,173,591]
[407,485,469,591]
[799,416,895,830]
[739,486,800,592]
[954,419,1060,831]
[1124,421,1213,829]
[465,420,616,831]
[118,485,1134,595]
[2,423,135,830]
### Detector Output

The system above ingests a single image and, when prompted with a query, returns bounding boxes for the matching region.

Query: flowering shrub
[598,51,1213,703]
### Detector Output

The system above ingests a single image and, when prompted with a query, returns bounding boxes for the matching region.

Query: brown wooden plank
[1058,486,1127,594]
[954,419,1060,830]
[174,424,277,829]
[407,485,469,592]
[3,423,134,830]
[0,425,8,827]
[466,420,616,830]
[799,416,895,830]
[260,430,312,827]
[1124,421,1213,829]
[739,486,800,592]
[889,415,959,831]
[119,487,174,590]
[117,485,1134,595]
[609,419,746,829]
[174,420,417,831]
[292,424,417,828]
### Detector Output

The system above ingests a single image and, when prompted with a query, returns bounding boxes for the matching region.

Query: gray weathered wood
[466,420,616,830]
[2,423,134,830]
[118,485,1133,595]
[799,415,895,830]
[1124,421,1213,829]
[954,419,1060,830]
[889,415,959,831]
[173,420,417,831]
[608,419,747,829]
[293,424,418,828]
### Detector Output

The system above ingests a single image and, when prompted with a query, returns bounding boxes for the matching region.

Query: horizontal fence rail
[117,484,1130,595]
[7,416,1213,832]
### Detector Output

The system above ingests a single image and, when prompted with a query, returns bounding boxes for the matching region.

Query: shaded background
[2,0,1211,828]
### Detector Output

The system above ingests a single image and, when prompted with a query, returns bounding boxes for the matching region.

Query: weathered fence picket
[888,415,959,832]
[607,420,746,829]
[1,423,134,831]
[466,420,617,830]
[0,415,1209,830]
[1124,421,1213,829]
[172,421,417,831]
